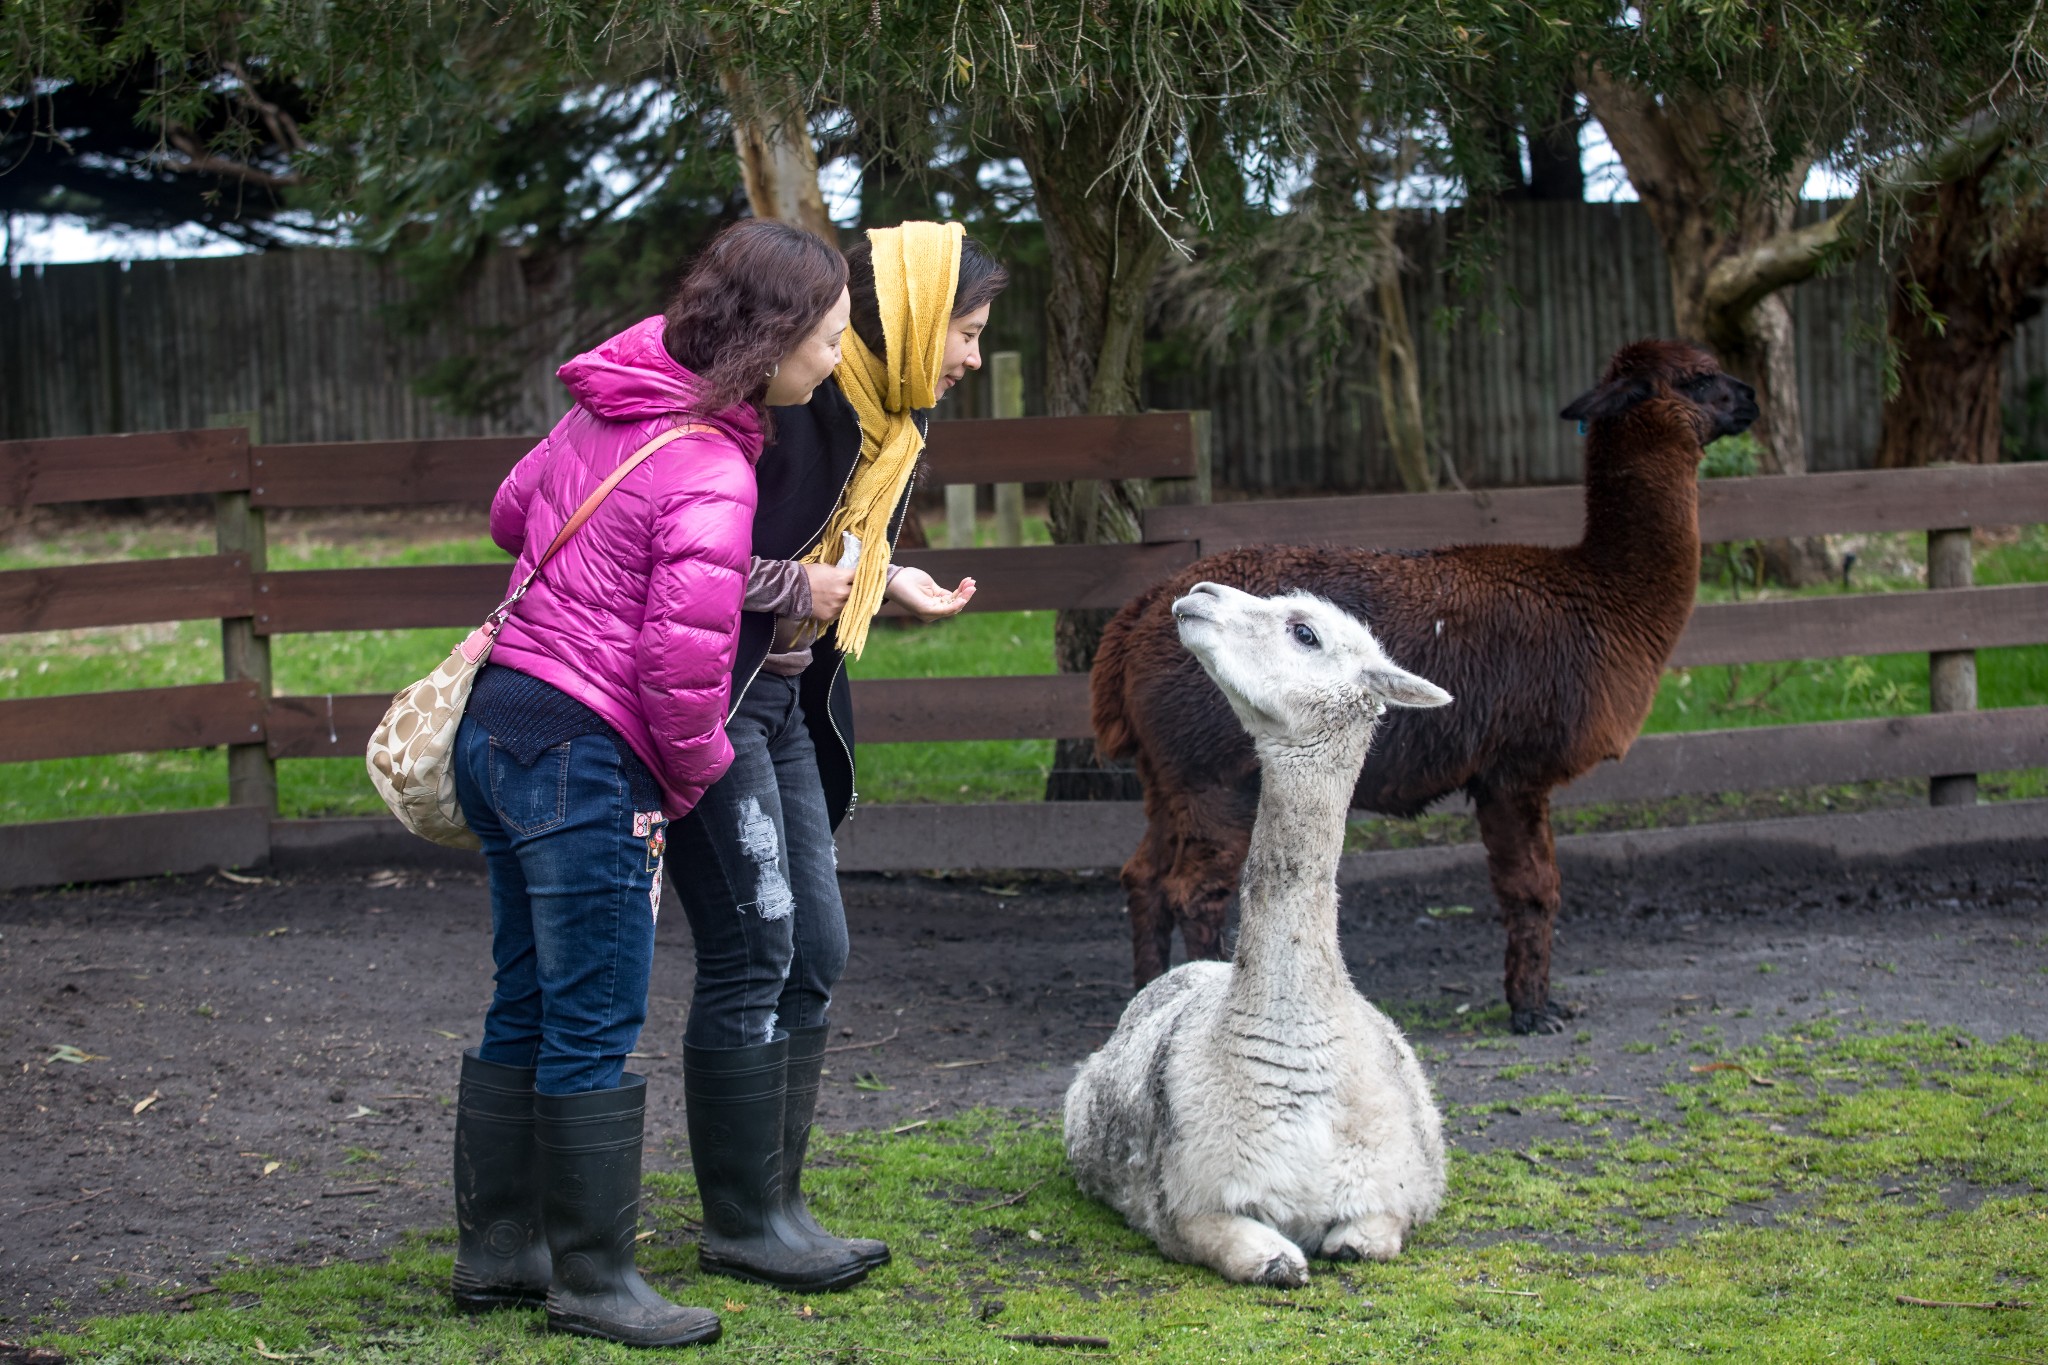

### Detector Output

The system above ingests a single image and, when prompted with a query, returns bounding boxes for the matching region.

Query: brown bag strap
[491,423,716,623]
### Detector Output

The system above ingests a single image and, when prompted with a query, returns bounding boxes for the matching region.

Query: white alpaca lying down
[1063,582,1451,1286]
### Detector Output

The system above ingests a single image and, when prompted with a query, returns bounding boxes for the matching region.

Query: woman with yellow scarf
[666,222,1007,1293]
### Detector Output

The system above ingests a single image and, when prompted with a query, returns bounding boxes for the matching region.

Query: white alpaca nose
[1172,581,1231,623]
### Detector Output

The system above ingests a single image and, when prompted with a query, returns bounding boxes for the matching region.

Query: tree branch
[1703,110,2017,328]
[159,129,304,190]
[223,61,309,154]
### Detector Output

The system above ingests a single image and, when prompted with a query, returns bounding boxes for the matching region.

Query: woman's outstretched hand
[886,567,977,622]
[804,563,856,623]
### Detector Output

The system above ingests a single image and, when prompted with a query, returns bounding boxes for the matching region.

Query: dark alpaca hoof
[1510,1000,1575,1035]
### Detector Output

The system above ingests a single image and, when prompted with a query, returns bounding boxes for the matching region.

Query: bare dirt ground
[3,841,2045,1332]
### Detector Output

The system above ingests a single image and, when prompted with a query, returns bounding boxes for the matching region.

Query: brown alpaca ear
[1560,376,1654,425]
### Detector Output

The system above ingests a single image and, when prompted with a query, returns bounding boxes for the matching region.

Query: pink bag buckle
[458,620,500,665]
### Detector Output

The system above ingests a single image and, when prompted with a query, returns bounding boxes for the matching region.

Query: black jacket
[732,378,920,829]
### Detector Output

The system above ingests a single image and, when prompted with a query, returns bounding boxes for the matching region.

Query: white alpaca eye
[1290,622,1319,648]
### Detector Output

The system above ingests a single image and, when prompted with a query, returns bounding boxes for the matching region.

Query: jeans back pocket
[488,738,571,837]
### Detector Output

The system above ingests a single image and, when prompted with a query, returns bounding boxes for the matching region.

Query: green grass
[30,1023,2048,1362]
[3,519,2044,822]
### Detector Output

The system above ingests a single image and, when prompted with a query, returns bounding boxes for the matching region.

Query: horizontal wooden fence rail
[249,437,535,507]
[246,412,1205,508]
[0,554,253,634]
[251,564,510,634]
[1558,706,2048,808]
[0,681,266,763]
[1671,582,2048,667]
[2,428,249,507]
[1149,462,2048,552]
[245,543,1205,634]
[265,674,1101,760]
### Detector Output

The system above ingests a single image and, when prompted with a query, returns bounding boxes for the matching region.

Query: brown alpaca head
[1560,340,1759,449]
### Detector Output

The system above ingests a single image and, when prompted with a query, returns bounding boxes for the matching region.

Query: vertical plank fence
[14,203,2048,495]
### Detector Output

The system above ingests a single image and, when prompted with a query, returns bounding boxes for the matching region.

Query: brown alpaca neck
[1576,419,1702,629]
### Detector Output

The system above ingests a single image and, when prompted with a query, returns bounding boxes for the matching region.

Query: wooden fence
[4,420,2047,889]
[12,202,2048,494]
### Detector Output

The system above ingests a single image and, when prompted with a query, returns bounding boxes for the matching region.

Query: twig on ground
[891,1120,930,1135]
[62,964,142,974]
[997,1334,1110,1349]
[825,1028,901,1054]
[1689,1062,1777,1087]
[319,1186,382,1199]
[166,1284,218,1306]
[1895,1294,2033,1310]
[1471,1288,1540,1299]
[1257,1298,1323,1310]
[19,1187,110,1216]
[931,1058,999,1070]
[1676,1184,1776,1212]
[974,1179,1047,1212]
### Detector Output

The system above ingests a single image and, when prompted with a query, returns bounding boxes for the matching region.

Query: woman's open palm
[885,567,976,621]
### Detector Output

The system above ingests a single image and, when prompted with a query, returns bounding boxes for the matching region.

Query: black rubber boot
[535,1075,721,1348]
[783,1025,890,1270]
[451,1051,550,1312]
[684,1037,872,1292]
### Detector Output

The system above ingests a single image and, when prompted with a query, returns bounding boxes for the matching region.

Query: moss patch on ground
[32,1022,2047,1363]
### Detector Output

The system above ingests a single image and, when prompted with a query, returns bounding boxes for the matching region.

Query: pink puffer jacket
[487,316,762,817]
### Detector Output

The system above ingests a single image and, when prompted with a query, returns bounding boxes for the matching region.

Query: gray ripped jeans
[667,672,849,1049]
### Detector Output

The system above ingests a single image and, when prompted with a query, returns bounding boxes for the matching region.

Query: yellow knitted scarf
[805,220,963,658]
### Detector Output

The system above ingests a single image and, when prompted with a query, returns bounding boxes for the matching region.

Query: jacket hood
[557,315,764,458]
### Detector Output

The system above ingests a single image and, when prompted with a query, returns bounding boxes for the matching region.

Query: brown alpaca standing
[1092,340,1758,1033]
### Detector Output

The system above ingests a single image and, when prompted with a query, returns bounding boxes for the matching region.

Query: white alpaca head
[1171,581,1450,746]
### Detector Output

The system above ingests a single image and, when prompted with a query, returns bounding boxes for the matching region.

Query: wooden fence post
[1146,410,1213,518]
[216,469,277,815]
[945,481,978,550]
[1927,526,1977,807]
[990,351,1026,546]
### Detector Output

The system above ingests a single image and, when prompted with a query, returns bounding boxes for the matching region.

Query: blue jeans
[453,718,668,1095]
[667,673,849,1049]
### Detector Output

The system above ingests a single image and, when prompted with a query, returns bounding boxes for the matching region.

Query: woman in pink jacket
[447,220,850,1350]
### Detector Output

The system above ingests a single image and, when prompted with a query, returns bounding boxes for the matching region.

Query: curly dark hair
[662,219,849,416]
[844,232,1009,363]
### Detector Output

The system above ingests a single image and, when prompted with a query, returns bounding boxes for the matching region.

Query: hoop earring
[766,363,780,380]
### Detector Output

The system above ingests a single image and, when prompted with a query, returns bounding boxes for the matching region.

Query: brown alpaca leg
[1167,841,1243,966]
[1474,787,1567,1035]
[1162,789,1253,969]
[1122,822,1178,988]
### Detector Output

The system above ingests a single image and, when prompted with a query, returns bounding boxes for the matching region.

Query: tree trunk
[1581,68,1832,583]
[1017,108,1183,800]
[1526,82,1586,203]
[718,66,837,245]
[1494,81,1586,203]
[1876,158,2048,469]
[1373,206,1434,493]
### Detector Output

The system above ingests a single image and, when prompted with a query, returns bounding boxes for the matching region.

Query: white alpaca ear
[1362,665,1452,709]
